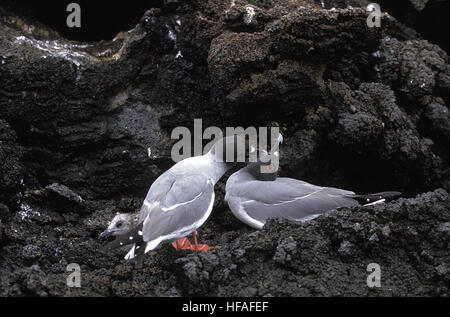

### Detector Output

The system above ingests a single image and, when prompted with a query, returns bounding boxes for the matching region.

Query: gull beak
[269,133,283,153]
[278,133,283,144]
[99,229,112,239]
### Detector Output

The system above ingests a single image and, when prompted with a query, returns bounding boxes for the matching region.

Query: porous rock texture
[0,0,449,296]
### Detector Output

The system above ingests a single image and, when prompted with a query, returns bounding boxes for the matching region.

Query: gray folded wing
[227,176,358,226]
[141,174,215,246]
[139,169,176,222]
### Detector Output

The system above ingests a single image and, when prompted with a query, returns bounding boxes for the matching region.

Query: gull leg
[191,231,210,251]
[171,237,191,250]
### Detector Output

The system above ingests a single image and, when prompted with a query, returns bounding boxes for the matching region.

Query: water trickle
[14,35,91,81]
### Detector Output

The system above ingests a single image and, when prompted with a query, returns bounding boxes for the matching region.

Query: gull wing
[141,174,215,248]
[227,176,357,226]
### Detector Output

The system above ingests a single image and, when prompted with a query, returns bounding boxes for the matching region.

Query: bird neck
[204,151,234,184]
[124,213,140,229]
[246,162,278,181]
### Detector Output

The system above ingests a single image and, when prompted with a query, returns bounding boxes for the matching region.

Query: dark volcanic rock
[208,5,388,124]
[1,189,448,297]
[0,119,23,208]
[376,37,449,104]
[22,244,42,261]
[325,81,443,193]
[0,0,449,297]
[420,102,450,158]
[23,183,85,214]
[0,12,170,200]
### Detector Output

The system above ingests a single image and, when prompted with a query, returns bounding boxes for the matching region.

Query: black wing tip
[373,191,402,199]
[350,191,402,204]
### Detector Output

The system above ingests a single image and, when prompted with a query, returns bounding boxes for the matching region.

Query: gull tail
[347,191,402,206]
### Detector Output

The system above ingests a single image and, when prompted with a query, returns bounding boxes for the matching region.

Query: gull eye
[116,222,123,228]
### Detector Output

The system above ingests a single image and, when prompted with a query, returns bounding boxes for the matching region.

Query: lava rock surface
[0,0,449,296]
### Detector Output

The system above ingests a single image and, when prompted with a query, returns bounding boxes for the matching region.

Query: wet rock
[224,3,263,31]
[0,12,168,199]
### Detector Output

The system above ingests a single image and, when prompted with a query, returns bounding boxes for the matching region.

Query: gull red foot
[171,237,191,250]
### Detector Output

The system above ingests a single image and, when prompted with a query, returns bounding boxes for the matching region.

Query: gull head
[99,213,135,238]
[251,132,283,180]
